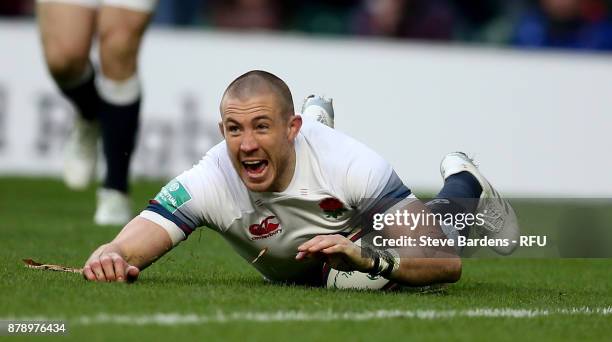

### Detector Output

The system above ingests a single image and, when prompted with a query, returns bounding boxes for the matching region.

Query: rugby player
[37,0,157,225]
[82,70,519,287]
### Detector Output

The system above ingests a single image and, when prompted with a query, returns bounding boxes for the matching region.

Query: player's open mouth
[242,160,268,178]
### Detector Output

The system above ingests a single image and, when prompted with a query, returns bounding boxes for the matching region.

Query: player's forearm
[360,244,461,286]
[108,216,174,269]
[375,198,462,285]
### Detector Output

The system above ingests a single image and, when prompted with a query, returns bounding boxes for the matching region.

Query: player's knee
[44,41,90,81]
[99,27,141,76]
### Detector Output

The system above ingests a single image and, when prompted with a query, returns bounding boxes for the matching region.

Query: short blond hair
[221,70,294,120]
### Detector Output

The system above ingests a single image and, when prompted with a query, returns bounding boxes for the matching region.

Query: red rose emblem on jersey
[249,216,282,239]
[319,198,347,219]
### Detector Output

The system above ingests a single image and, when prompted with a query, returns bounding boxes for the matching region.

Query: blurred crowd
[3,0,612,51]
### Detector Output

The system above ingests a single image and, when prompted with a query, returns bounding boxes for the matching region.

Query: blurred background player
[36,0,157,225]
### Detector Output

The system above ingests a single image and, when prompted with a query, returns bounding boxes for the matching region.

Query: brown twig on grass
[22,258,82,274]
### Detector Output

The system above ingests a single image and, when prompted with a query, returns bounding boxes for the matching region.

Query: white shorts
[37,0,157,13]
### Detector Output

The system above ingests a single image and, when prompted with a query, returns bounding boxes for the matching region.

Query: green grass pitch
[0,177,611,341]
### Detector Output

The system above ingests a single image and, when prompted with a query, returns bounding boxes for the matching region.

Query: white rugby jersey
[140,119,411,284]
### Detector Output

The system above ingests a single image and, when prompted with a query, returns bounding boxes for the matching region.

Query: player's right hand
[82,245,140,282]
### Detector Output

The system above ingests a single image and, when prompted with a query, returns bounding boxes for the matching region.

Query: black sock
[59,67,99,121]
[437,171,483,200]
[425,171,483,237]
[98,98,140,193]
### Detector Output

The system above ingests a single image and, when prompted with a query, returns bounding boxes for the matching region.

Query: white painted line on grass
[3,307,612,325]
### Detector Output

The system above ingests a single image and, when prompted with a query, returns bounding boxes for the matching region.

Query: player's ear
[218,121,225,138]
[287,114,302,141]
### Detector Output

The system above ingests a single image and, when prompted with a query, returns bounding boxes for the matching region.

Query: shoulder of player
[177,143,251,225]
[298,119,352,155]
[296,120,391,198]
[299,120,385,169]
[178,142,245,199]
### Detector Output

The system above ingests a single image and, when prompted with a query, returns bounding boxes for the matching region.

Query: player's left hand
[296,234,373,273]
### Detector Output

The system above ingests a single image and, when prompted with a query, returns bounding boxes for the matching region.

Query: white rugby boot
[440,152,520,255]
[301,94,335,128]
[94,188,132,226]
[64,116,99,190]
